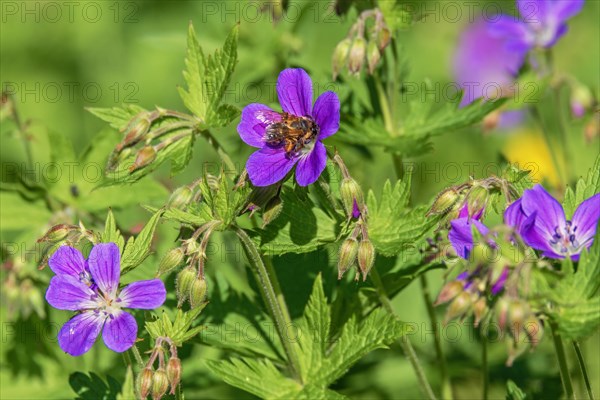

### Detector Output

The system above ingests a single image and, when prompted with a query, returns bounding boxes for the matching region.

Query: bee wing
[255,110,283,126]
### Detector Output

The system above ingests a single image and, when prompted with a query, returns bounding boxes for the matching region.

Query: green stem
[421,275,453,400]
[551,322,575,399]
[482,336,489,400]
[573,341,595,400]
[131,344,145,367]
[371,268,437,400]
[235,226,303,382]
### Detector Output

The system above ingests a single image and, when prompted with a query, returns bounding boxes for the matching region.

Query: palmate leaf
[207,275,406,398]
[367,176,436,256]
[178,23,240,126]
[563,154,600,216]
[549,226,600,340]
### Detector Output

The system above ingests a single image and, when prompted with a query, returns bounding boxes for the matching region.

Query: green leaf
[506,379,527,400]
[563,154,600,216]
[121,209,164,274]
[0,193,52,233]
[116,367,136,400]
[87,105,147,131]
[251,187,340,255]
[101,209,125,250]
[146,307,206,345]
[367,177,436,256]
[178,23,240,126]
[69,372,121,400]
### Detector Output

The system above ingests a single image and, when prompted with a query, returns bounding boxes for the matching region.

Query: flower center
[548,220,586,256]
[90,288,122,316]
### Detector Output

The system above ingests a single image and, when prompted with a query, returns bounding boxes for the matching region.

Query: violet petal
[102,310,138,353]
[119,279,166,309]
[295,141,327,187]
[88,243,121,299]
[58,312,105,356]
[277,68,313,117]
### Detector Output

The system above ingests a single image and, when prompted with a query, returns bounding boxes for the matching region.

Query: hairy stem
[551,322,575,399]
[573,341,595,400]
[371,268,437,400]
[235,227,303,382]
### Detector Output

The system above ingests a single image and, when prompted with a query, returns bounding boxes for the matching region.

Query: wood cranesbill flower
[238,68,340,187]
[448,205,489,259]
[489,0,584,53]
[504,184,600,260]
[45,243,166,356]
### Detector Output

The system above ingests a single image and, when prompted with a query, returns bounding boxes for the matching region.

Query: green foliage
[563,154,600,216]
[146,307,206,346]
[69,372,121,400]
[506,379,527,400]
[178,23,240,127]
[116,367,136,400]
[86,105,147,132]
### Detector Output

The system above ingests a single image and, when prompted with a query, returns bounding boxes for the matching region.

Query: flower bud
[473,297,488,327]
[130,146,156,172]
[168,186,193,209]
[176,266,196,306]
[189,276,207,308]
[151,368,169,400]
[366,40,380,74]
[427,187,460,216]
[348,37,367,75]
[584,116,599,143]
[262,196,283,227]
[157,248,185,276]
[338,237,359,279]
[358,239,375,281]
[167,356,182,394]
[376,27,391,51]
[434,280,463,305]
[466,185,489,218]
[122,116,151,148]
[37,224,75,243]
[138,367,154,399]
[445,292,472,323]
[332,38,352,80]
[508,300,527,336]
[495,296,510,331]
[340,177,364,218]
[523,315,543,347]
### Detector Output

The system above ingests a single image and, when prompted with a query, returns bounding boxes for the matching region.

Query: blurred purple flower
[489,0,584,52]
[238,68,340,187]
[504,184,600,260]
[448,205,489,259]
[46,243,166,356]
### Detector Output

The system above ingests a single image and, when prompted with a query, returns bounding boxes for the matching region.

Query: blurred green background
[1,0,599,399]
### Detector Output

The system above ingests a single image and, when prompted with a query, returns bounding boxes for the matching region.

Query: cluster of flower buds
[338,221,375,282]
[332,8,391,79]
[36,221,99,268]
[427,177,519,228]
[138,337,182,399]
[106,107,198,175]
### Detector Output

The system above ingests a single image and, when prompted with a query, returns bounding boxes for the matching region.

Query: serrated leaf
[121,209,164,274]
[102,209,125,250]
[87,105,146,131]
[563,154,600,216]
[146,307,205,345]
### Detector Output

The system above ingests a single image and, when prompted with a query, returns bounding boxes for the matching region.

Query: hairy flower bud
[262,196,283,227]
[358,239,375,281]
[348,37,367,75]
[189,276,207,308]
[376,26,391,51]
[332,38,352,80]
[157,248,185,276]
[167,356,182,394]
[138,367,154,399]
[340,177,364,219]
[130,146,156,172]
[427,187,460,216]
[466,185,489,218]
[151,368,169,400]
[495,297,510,331]
[570,84,594,118]
[445,292,472,323]
[176,267,196,305]
[473,297,488,327]
[366,40,380,74]
[37,224,75,243]
[168,186,193,209]
[338,237,359,279]
[508,300,527,336]
[435,280,463,305]
[122,116,151,148]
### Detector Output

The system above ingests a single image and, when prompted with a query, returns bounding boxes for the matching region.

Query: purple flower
[489,0,584,52]
[449,215,490,259]
[504,184,600,260]
[238,68,340,187]
[45,243,166,356]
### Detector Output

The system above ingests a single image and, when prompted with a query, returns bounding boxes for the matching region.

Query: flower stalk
[550,322,575,399]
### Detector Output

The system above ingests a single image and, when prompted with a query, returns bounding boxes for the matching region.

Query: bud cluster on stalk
[338,219,375,282]
[332,8,392,79]
[137,337,182,399]
[106,107,199,175]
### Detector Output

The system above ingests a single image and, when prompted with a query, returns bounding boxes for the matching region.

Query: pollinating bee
[256,110,320,158]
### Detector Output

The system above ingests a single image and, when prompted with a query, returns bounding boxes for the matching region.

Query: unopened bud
[376,27,391,51]
[168,186,193,209]
[495,297,510,331]
[262,196,283,227]
[338,237,359,279]
[366,40,380,74]
[167,356,182,394]
[584,116,599,143]
[435,280,463,305]
[157,248,185,276]
[138,367,154,399]
[473,297,488,327]
[332,38,352,80]
[129,146,156,172]
[189,276,207,308]
[38,224,75,243]
[508,300,527,336]
[151,368,169,400]
[176,267,196,305]
[358,239,375,281]
[122,117,151,148]
[466,185,489,218]
[340,178,364,219]
[348,37,367,75]
[445,292,472,322]
[524,315,543,347]
[428,187,460,216]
